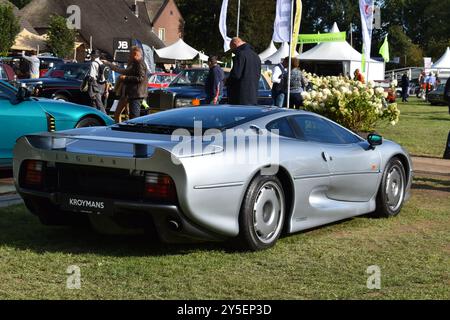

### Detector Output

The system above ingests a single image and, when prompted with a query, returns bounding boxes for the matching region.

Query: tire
[53,94,69,102]
[24,198,89,227]
[75,117,103,128]
[373,158,407,218]
[238,175,286,251]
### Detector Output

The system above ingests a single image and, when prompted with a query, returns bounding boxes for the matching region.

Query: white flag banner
[219,0,232,52]
[273,0,292,43]
[359,0,375,58]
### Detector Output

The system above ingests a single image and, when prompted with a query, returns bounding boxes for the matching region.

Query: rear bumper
[18,188,225,243]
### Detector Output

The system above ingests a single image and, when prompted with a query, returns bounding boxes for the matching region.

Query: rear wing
[22,132,224,159]
[24,132,160,158]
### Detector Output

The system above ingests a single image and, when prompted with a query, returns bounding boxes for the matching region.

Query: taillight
[23,160,45,188]
[144,173,176,203]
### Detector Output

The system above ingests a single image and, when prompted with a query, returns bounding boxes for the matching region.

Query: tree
[0,4,20,56]
[387,25,423,68]
[46,15,77,59]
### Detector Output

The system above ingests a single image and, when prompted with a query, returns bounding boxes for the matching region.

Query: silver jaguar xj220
[13,106,413,251]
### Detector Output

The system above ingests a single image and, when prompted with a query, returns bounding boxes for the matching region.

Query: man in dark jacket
[227,37,261,105]
[445,77,450,115]
[205,56,225,104]
[104,46,148,119]
[401,73,410,103]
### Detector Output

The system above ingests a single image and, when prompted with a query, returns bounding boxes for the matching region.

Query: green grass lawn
[0,175,448,300]
[376,98,449,158]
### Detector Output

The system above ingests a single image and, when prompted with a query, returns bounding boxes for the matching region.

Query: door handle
[322,152,333,162]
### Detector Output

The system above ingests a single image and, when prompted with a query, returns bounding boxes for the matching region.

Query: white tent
[155,39,206,61]
[432,47,450,69]
[263,42,300,65]
[299,23,385,81]
[259,41,277,61]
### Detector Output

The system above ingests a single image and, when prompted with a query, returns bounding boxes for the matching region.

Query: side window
[0,66,7,80]
[325,120,362,144]
[266,117,296,139]
[292,115,344,144]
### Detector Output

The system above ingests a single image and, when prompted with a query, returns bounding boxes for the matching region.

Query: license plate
[60,195,113,215]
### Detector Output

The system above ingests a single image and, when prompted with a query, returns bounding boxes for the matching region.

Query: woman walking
[285,58,308,109]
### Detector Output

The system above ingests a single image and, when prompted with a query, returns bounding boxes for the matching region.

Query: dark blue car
[147,68,273,111]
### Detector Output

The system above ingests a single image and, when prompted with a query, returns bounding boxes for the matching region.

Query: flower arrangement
[301,73,400,132]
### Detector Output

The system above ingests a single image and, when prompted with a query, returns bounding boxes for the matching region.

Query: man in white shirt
[271,57,288,108]
[22,50,40,79]
[87,50,106,113]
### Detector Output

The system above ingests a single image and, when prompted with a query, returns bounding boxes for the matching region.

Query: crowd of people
[8,38,450,118]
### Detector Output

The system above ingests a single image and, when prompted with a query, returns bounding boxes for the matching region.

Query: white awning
[432,47,450,69]
[259,41,277,62]
[263,42,300,65]
[155,39,201,61]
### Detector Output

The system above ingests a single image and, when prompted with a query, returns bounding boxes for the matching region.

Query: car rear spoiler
[23,132,224,159]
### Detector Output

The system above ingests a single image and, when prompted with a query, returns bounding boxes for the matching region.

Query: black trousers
[88,81,106,114]
[289,93,304,109]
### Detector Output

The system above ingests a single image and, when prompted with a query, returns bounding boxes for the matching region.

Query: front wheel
[373,158,407,218]
[238,175,286,251]
[75,117,103,128]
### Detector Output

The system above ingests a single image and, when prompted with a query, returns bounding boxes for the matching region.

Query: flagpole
[237,0,241,37]
[286,0,294,109]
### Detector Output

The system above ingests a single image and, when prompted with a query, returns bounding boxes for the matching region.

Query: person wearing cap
[87,50,106,113]
[205,56,225,105]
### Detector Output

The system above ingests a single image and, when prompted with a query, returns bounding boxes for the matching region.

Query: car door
[291,115,381,203]
[266,116,331,228]
[0,83,48,163]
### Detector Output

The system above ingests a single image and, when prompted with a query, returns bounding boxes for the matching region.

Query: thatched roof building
[20,0,166,57]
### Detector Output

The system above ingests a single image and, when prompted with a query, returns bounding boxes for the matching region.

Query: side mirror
[367,133,383,148]
[16,85,31,101]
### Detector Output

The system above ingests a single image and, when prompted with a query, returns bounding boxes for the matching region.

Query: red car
[0,63,16,82]
[148,72,176,89]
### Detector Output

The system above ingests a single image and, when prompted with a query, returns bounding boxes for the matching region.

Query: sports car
[0,80,114,169]
[13,106,413,251]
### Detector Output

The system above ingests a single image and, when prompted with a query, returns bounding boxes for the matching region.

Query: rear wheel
[373,158,406,218]
[75,117,103,128]
[238,175,286,251]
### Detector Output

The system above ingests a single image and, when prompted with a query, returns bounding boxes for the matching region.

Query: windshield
[44,64,89,80]
[113,107,281,134]
[169,69,209,87]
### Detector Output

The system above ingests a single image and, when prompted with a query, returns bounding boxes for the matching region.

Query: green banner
[298,32,347,44]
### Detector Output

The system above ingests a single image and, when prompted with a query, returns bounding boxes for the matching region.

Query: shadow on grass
[0,206,232,257]
[412,176,450,193]
[0,205,362,257]
[427,117,450,122]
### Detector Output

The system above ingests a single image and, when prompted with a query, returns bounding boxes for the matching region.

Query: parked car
[0,80,114,170]
[142,68,273,113]
[0,56,65,79]
[0,63,16,82]
[20,63,91,105]
[148,72,176,89]
[428,83,447,105]
[13,106,413,250]
[38,56,66,78]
